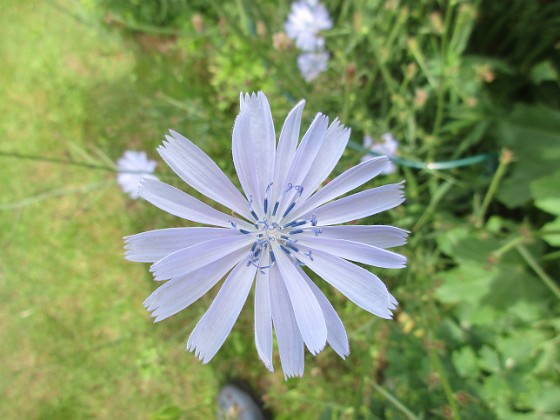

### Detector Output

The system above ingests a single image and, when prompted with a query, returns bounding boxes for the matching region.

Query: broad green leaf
[479,346,501,373]
[532,386,560,413]
[541,217,560,247]
[452,346,479,378]
[496,105,560,208]
[531,171,560,215]
[435,264,495,304]
[495,329,548,367]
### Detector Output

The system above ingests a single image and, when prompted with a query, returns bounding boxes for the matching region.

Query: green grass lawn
[0,1,219,418]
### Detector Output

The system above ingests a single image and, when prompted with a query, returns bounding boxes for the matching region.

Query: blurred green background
[1,0,559,418]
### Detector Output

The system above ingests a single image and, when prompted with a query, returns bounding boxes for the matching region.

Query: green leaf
[531,171,560,215]
[452,346,479,378]
[495,329,547,367]
[496,105,560,208]
[541,217,560,246]
[479,346,501,373]
[435,264,495,304]
[533,386,560,413]
[530,61,559,84]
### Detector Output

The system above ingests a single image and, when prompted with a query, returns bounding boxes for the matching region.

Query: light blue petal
[150,235,253,281]
[139,178,246,228]
[308,182,405,226]
[232,110,260,213]
[301,225,409,249]
[159,130,251,220]
[297,266,349,358]
[271,100,305,206]
[297,237,406,269]
[145,248,247,321]
[301,248,394,319]
[274,244,327,354]
[124,227,239,263]
[294,119,350,206]
[270,264,304,379]
[187,261,257,363]
[254,255,274,371]
[290,157,389,220]
[240,92,276,212]
[274,113,329,220]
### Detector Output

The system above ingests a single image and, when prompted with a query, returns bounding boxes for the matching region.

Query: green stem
[412,180,454,232]
[0,181,114,210]
[542,250,560,261]
[476,149,513,227]
[425,303,461,420]
[367,379,420,420]
[0,150,116,172]
[492,235,525,259]
[427,344,461,420]
[0,150,175,179]
[516,244,560,300]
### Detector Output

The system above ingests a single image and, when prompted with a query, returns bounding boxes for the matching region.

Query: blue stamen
[272,202,279,216]
[264,198,268,214]
[239,229,251,234]
[283,202,296,218]
[289,229,304,235]
[251,210,259,221]
[286,242,299,253]
[270,250,276,263]
[280,245,291,255]
[284,220,306,229]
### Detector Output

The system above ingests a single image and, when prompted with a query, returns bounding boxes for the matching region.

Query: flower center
[229,181,323,272]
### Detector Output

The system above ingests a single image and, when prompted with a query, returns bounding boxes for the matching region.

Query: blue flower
[124,92,407,378]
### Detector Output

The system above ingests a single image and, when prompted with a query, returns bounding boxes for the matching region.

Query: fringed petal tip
[283,369,304,380]
[186,342,213,365]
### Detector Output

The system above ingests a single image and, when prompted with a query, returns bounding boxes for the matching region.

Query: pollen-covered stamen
[271,182,304,219]
[248,195,259,221]
[281,183,305,218]
[263,182,273,216]
[228,219,252,235]
[282,214,318,230]
[279,243,306,267]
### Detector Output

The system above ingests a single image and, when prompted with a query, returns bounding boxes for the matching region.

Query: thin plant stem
[516,244,560,300]
[0,181,114,210]
[0,150,117,172]
[425,302,461,420]
[413,179,454,232]
[543,250,560,261]
[432,0,456,138]
[492,235,526,260]
[476,148,513,227]
[366,378,420,420]
[0,150,175,179]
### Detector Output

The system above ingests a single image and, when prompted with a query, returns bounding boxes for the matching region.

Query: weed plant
[1,0,559,418]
